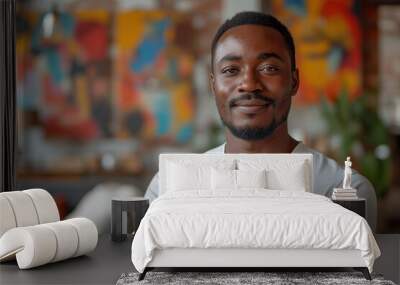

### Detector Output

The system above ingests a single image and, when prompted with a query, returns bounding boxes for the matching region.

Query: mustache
[229,92,275,107]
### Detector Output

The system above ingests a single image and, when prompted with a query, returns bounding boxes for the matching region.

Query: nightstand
[332,198,366,218]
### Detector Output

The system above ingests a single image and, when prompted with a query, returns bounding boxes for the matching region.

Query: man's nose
[238,69,262,93]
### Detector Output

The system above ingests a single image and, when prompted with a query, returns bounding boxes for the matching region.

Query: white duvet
[131,190,380,273]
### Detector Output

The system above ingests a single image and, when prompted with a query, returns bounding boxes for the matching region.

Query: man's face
[211,25,299,140]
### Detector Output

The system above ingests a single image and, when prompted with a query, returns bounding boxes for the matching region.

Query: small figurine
[342,157,352,189]
[332,156,358,200]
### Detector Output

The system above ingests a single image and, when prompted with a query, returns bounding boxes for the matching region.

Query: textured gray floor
[117,271,396,285]
[1,235,398,284]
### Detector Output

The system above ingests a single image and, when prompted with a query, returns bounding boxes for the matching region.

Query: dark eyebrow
[217,54,242,64]
[217,52,284,65]
[257,52,284,62]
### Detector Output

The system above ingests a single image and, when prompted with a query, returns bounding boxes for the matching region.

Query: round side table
[111,197,149,242]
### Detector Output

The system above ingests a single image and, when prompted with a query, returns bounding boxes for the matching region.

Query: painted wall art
[17,10,112,141]
[114,10,195,143]
[17,8,196,143]
[271,0,362,104]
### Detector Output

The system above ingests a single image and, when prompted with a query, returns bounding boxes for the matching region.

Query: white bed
[131,154,380,280]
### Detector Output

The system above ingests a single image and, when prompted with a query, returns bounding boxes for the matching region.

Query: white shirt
[144,142,377,230]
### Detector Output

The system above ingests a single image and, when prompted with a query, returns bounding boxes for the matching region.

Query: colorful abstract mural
[17,10,112,140]
[17,9,195,143]
[271,0,362,104]
[15,2,218,174]
[115,10,195,143]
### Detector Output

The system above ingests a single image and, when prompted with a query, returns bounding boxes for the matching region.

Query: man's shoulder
[293,142,372,191]
[294,143,349,180]
[293,143,338,170]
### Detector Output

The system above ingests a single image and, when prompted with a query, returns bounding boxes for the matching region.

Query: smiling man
[144,12,377,231]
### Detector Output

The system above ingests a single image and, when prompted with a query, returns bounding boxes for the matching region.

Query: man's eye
[221,67,239,75]
[259,65,279,73]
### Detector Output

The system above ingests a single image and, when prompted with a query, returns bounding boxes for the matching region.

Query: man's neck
[224,123,298,154]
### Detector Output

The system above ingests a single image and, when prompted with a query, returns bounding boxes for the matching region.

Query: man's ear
[291,68,299,96]
[209,72,216,95]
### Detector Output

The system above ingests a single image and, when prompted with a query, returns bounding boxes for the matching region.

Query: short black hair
[211,11,296,71]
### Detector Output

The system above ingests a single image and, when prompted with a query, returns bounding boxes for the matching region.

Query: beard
[221,109,289,141]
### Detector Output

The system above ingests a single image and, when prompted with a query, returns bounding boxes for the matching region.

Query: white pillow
[167,162,211,191]
[211,168,236,190]
[238,159,307,191]
[267,165,306,191]
[166,159,236,192]
[236,169,267,189]
[211,169,267,190]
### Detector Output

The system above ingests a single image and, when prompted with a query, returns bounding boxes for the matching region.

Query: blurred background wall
[15,0,400,233]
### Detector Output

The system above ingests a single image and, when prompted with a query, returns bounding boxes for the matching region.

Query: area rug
[116,271,396,285]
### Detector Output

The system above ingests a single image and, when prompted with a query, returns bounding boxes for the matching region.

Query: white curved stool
[0,218,98,269]
[0,189,60,237]
[0,195,17,237]
[24,188,60,224]
[0,189,98,269]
